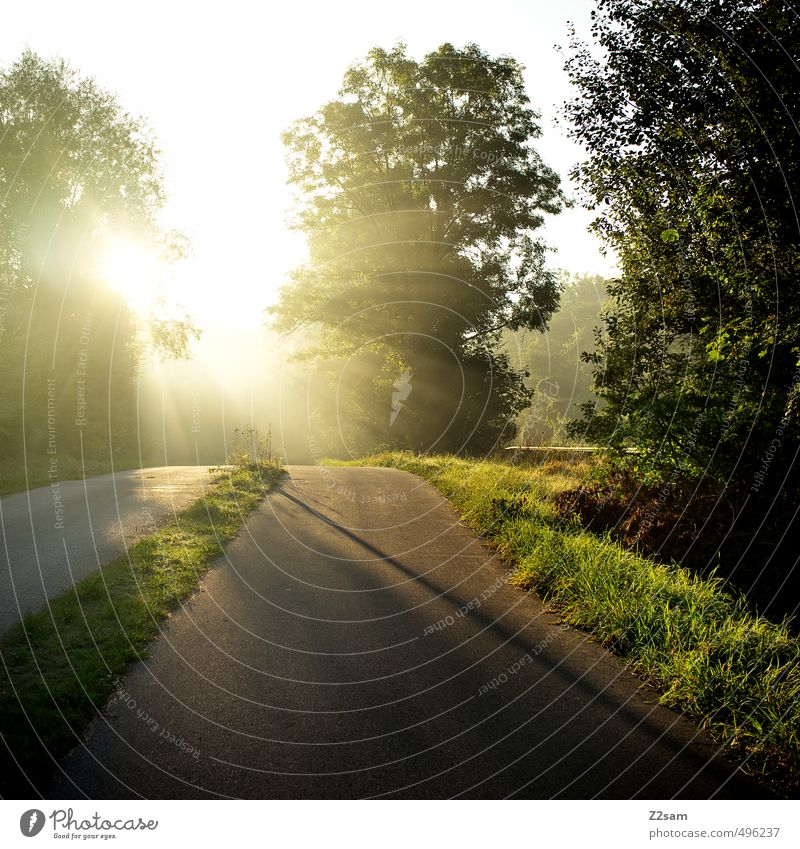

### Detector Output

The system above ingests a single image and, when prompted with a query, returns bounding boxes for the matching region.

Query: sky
[1,0,616,331]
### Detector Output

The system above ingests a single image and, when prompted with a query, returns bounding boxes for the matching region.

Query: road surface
[0,466,220,635]
[50,466,758,799]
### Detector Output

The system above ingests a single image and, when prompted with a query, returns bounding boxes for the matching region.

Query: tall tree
[0,50,193,476]
[270,43,565,455]
[564,0,800,492]
[502,272,606,445]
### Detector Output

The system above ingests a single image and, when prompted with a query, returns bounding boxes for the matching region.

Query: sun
[98,236,165,315]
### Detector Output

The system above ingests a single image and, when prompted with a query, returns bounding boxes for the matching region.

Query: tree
[564,0,800,493]
[502,272,606,445]
[0,51,194,475]
[270,43,565,456]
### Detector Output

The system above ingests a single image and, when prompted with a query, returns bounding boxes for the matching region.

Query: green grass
[0,454,159,497]
[346,451,800,793]
[0,460,284,796]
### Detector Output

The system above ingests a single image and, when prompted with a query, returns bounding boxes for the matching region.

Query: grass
[344,451,800,793]
[0,454,159,497]
[0,460,284,796]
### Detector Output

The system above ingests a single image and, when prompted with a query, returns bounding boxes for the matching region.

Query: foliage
[563,0,800,489]
[269,43,565,456]
[227,425,275,467]
[502,272,606,444]
[0,461,283,796]
[0,51,195,475]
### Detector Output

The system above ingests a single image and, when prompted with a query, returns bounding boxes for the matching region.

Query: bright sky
[2,0,616,331]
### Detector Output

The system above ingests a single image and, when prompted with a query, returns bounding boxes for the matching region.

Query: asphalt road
[0,466,220,635]
[50,466,758,799]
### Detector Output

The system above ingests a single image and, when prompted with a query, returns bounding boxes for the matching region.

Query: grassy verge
[0,454,160,497]
[347,451,800,793]
[0,460,284,796]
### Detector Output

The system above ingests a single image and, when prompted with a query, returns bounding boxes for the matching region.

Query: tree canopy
[564,0,800,493]
[503,272,606,445]
[0,50,193,475]
[270,43,565,455]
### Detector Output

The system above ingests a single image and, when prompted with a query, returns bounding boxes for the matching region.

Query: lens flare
[99,237,164,314]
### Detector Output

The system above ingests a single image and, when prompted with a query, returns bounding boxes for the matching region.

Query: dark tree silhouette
[270,43,565,455]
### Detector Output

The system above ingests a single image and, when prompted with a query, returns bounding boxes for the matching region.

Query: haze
[1,0,614,464]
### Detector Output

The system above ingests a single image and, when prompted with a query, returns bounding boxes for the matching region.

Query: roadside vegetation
[0,457,283,796]
[560,0,800,626]
[347,452,800,794]
[0,454,159,498]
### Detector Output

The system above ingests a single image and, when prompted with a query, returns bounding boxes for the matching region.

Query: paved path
[0,466,220,635]
[50,466,758,799]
